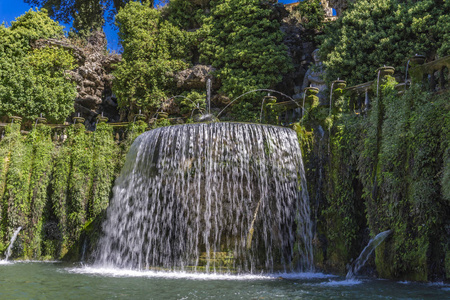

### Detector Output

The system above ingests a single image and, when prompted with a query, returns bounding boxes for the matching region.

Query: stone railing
[0,115,145,143]
[343,55,450,114]
[410,56,450,92]
[271,55,450,126]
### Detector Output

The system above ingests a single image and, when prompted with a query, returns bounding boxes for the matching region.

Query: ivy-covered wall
[301,78,450,281]
[0,121,147,260]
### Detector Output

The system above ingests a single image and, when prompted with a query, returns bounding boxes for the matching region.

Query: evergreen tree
[199,0,292,120]
[112,1,192,113]
[24,0,155,36]
[0,9,76,123]
[319,0,450,85]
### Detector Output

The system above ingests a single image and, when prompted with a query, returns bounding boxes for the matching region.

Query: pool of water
[0,262,448,299]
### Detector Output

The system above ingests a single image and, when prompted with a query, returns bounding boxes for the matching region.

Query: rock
[161,97,180,115]
[212,94,231,106]
[34,30,122,124]
[175,65,218,90]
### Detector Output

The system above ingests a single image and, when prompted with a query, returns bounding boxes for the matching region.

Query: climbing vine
[65,124,93,250]
[27,124,54,258]
[303,77,450,280]
[89,122,117,220]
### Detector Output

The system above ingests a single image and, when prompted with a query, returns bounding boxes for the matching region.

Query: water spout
[376,69,382,98]
[3,227,22,261]
[346,230,392,279]
[329,81,335,116]
[80,238,88,264]
[217,89,300,119]
[206,78,212,115]
[405,59,411,88]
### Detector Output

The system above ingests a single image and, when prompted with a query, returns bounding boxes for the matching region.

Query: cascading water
[3,227,22,261]
[346,230,392,279]
[95,122,313,273]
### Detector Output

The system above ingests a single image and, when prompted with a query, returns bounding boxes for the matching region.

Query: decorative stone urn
[303,87,320,107]
[263,96,277,105]
[134,113,146,121]
[96,115,108,123]
[304,87,319,96]
[158,112,168,119]
[332,80,347,90]
[36,117,47,124]
[376,66,395,77]
[72,117,85,124]
[409,54,426,67]
[9,116,22,124]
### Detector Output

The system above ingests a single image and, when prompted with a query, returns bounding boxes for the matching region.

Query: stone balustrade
[409,56,450,92]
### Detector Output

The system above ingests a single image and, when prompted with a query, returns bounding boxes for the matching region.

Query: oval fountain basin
[95,122,312,273]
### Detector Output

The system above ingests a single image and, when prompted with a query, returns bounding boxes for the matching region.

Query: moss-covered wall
[302,78,450,281]
[0,121,147,260]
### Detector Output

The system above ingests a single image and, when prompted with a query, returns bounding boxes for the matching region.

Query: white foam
[65,266,335,281]
[2,260,60,264]
[269,272,337,280]
[66,266,274,280]
[314,279,363,286]
[398,280,410,285]
[427,281,448,287]
[0,260,12,265]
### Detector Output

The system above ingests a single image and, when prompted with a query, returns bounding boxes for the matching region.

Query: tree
[24,0,155,36]
[198,0,293,120]
[0,9,77,123]
[319,0,450,85]
[294,0,325,33]
[112,1,192,113]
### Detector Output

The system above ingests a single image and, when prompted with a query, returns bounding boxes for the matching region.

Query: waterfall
[3,227,22,261]
[346,230,392,279]
[95,123,312,273]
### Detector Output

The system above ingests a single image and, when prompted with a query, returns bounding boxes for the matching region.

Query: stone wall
[34,31,121,127]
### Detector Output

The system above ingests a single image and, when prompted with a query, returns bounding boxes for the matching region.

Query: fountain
[95,122,313,273]
[346,230,392,279]
[2,227,22,261]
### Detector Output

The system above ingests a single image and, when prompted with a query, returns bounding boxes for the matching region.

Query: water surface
[1,262,448,299]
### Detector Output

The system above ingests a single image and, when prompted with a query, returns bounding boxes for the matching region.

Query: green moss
[1,125,33,258]
[50,141,71,257]
[306,79,449,281]
[27,124,54,258]
[89,123,117,220]
[66,125,93,249]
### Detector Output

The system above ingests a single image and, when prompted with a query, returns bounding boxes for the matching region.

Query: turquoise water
[0,262,449,299]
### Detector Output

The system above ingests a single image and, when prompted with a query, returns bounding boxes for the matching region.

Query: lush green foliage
[294,0,325,32]
[0,9,76,123]
[163,0,208,29]
[113,0,293,121]
[0,121,145,259]
[24,0,155,36]
[66,125,93,245]
[319,0,450,85]
[199,0,292,109]
[50,140,71,255]
[89,123,117,219]
[304,78,450,279]
[113,2,192,114]
[27,125,55,257]
[1,125,33,256]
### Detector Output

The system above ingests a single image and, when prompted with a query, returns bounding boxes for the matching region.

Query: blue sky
[0,0,298,51]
